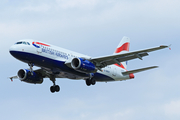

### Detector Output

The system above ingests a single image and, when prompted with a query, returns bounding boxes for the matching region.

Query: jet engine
[17,69,43,84]
[71,58,97,73]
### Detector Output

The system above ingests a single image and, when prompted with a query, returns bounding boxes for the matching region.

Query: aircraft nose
[9,45,15,52]
[9,45,18,56]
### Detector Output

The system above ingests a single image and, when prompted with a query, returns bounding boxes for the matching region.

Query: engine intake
[71,58,97,73]
[18,69,43,84]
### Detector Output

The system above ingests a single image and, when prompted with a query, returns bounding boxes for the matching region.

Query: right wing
[89,45,168,69]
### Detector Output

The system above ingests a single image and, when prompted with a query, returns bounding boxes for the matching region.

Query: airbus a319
[9,37,169,93]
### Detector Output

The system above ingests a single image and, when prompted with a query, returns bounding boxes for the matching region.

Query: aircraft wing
[89,45,168,69]
[9,67,81,81]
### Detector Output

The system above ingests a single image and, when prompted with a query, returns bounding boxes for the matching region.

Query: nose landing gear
[28,63,34,75]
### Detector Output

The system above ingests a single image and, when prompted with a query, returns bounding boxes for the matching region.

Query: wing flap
[122,66,158,75]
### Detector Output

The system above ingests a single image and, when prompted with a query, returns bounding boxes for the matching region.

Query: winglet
[168,44,172,50]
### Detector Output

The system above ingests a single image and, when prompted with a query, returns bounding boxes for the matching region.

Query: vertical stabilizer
[113,36,130,70]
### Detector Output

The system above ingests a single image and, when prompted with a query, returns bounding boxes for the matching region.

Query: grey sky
[0,0,180,120]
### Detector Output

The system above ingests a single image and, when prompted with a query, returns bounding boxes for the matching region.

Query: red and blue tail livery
[9,37,169,93]
[113,36,130,70]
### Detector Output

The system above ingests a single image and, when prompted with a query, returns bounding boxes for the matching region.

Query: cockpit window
[16,42,22,44]
[15,41,31,45]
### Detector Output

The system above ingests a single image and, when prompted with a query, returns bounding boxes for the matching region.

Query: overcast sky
[0,0,180,120]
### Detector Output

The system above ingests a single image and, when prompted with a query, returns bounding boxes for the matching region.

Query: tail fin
[113,36,130,70]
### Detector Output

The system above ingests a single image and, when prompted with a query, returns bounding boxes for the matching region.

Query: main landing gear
[86,78,96,86]
[86,73,96,86]
[50,75,60,93]
[50,85,60,93]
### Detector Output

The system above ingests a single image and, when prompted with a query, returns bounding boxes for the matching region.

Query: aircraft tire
[50,86,56,93]
[86,79,91,86]
[91,79,96,85]
[55,85,60,92]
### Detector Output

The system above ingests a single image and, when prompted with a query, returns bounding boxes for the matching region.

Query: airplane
[9,36,169,93]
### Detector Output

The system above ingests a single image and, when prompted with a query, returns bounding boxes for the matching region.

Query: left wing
[88,45,168,69]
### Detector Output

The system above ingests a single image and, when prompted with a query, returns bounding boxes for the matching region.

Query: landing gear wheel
[91,79,96,85]
[86,79,91,86]
[55,85,60,92]
[50,85,60,93]
[50,86,55,93]
[49,75,60,93]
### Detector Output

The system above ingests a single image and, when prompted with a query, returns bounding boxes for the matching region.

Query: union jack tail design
[113,36,130,70]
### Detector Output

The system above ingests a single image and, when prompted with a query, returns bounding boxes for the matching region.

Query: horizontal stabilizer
[122,66,158,75]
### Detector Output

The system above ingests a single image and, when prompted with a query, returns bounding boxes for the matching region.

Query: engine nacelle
[17,69,43,84]
[71,58,97,73]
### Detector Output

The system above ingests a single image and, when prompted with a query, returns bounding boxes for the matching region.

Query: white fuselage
[9,39,132,82]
